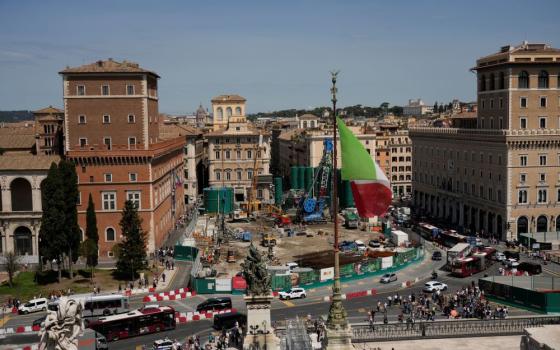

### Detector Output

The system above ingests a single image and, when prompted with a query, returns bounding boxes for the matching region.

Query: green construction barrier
[290,167,299,190]
[193,278,216,294]
[298,166,306,190]
[304,167,314,192]
[203,187,234,214]
[274,177,283,205]
[295,269,318,285]
[340,263,355,277]
[174,245,199,261]
[272,274,292,291]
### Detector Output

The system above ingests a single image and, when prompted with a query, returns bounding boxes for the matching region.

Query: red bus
[436,230,467,248]
[88,305,175,341]
[451,256,480,277]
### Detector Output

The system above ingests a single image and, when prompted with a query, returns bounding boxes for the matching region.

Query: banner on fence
[320,267,334,281]
[215,278,232,292]
[381,256,393,269]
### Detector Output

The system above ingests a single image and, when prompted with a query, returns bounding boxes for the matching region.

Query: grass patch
[0,272,40,301]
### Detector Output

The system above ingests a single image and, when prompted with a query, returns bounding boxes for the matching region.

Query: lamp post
[326,70,348,331]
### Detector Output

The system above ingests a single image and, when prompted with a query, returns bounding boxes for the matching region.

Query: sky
[0,0,559,114]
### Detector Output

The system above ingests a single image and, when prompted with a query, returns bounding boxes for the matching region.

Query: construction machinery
[343,208,359,229]
[296,139,333,224]
[260,232,277,247]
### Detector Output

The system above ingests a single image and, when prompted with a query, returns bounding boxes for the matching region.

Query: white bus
[48,294,129,318]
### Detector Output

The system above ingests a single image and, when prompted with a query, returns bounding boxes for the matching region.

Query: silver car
[380,273,397,283]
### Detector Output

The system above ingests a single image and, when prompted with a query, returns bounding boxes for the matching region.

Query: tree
[58,160,80,279]
[39,162,66,282]
[4,251,19,288]
[433,102,438,113]
[82,194,99,276]
[438,104,444,113]
[116,200,147,280]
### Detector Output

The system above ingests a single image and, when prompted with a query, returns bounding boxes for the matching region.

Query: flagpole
[326,70,348,331]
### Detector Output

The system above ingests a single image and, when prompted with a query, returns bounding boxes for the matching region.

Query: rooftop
[211,94,246,103]
[59,59,159,77]
[0,155,60,170]
[475,42,560,69]
[159,123,201,140]
[298,114,319,120]
[33,106,63,115]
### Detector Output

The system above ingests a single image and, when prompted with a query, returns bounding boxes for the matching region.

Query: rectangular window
[540,173,546,182]
[104,173,112,182]
[226,171,231,181]
[103,115,111,124]
[538,189,548,203]
[129,173,137,182]
[237,170,242,180]
[79,115,86,124]
[557,188,560,202]
[520,97,527,108]
[128,137,137,149]
[518,190,527,204]
[215,151,220,159]
[539,117,547,129]
[490,99,494,109]
[101,85,109,96]
[247,170,253,180]
[126,85,134,95]
[103,137,112,150]
[540,97,547,108]
[499,98,503,109]
[77,85,85,96]
[102,192,116,211]
[540,155,547,166]
[89,176,94,183]
[127,191,141,209]
[128,115,135,123]
[77,192,81,206]
[520,117,527,129]
[215,172,221,181]
[247,150,252,159]
[257,188,263,199]
[520,155,528,166]
[79,138,87,148]
[520,174,526,182]
[236,150,241,159]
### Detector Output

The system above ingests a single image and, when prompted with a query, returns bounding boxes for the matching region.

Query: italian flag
[337,117,392,217]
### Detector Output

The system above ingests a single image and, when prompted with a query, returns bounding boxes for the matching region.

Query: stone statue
[241,243,271,296]
[39,297,84,350]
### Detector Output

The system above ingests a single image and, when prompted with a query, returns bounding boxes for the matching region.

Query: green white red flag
[337,117,392,217]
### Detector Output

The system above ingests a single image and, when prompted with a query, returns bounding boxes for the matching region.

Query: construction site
[174,138,421,293]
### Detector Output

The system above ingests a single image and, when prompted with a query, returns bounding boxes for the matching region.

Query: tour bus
[451,256,481,277]
[48,294,129,318]
[415,223,440,241]
[87,305,176,342]
[436,230,467,248]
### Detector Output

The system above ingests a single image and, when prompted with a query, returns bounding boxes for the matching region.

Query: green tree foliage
[39,162,66,282]
[116,200,147,280]
[84,194,99,269]
[433,102,438,113]
[58,160,80,277]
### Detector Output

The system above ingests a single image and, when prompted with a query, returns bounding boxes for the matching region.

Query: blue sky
[0,0,559,114]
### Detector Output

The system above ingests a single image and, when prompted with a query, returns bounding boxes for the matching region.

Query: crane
[247,134,264,218]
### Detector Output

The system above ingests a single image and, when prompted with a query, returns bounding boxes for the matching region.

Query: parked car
[380,273,397,283]
[518,262,542,275]
[286,262,299,271]
[495,252,506,262]
[278,288,306,300]
[422,281,448,293]
[431,251,442,261]
[355,240,367,253]
[18,298,48,315]
[368,239,381,248]
[339,241,357,252]
[196,297,232,313]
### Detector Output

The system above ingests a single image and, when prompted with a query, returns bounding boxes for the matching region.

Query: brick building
[60,59,185,258]
[33,106,64,155]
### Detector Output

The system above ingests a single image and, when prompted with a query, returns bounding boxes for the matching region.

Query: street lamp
[326,70,349,331]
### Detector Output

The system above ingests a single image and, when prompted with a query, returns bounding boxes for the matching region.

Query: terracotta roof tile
[59,59,159,77]
[33,106,63,114]
[0,134,36,150]
[211,94,246,103]
[0,155,60,170]
[299,114,319,120]
[159,124,201,140]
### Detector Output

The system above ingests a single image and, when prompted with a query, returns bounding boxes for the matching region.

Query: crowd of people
[205,325,243,349]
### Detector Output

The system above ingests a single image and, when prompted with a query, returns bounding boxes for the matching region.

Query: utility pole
[326,70,349,332]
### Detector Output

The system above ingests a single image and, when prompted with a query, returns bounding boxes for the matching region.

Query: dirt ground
[213,217,385,278]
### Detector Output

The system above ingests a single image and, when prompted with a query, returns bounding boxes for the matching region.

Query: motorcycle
[431,271,438,280]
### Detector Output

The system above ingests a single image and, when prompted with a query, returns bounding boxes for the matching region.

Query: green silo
[274,177,283,205]
[203,187,234,214]
[304,167,314,192]
[298,166,306,190]
[290,167,299,190]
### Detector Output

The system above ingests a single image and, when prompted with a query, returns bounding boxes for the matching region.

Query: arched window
[235,107,242,115]
[106,227,116,241]
[480,74,486,91]
[518,71,529,89]
[11,178,32,211]
[538,70,549,89]
[216,107,223,121]
[537,215,548,232]
[499,72,505,89]
[226,107,232,118]
[489,73,495,90]
[517,216,528,234]
[14,226,32,255]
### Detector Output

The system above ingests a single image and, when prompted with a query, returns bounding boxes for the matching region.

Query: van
[285,262,299,271]
[196,297,232,313]
[213,311,247,330]
[504,250,520,260]
[495,252,506,262]
[18,297,48,315]
[355,240,367,252]
[517,262,542,275]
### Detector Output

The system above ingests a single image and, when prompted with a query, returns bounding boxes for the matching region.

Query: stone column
[1,188,11,213]
[459,203,465,228]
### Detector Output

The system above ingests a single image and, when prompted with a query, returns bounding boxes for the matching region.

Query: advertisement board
[215,278,232,292]
[320,267,334,281]
[381,256,393,269]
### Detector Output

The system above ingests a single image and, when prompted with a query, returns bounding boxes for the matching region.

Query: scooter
[431,271,438,280]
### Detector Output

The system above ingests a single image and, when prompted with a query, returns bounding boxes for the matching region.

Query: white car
[380,273,397,283]
[286,262,299,272]
[278,288,306,300]
[495,252,506,262]
[422,281,448,293]
[18,297,49,315]
[355,240,367,253]
[504,258,519,268]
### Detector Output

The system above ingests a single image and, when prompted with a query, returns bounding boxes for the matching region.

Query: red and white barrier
[175,308,237,324]
[323,288,377,302]
[143,288,195,302]
[4,346,39,350]
[0,325,40,335]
